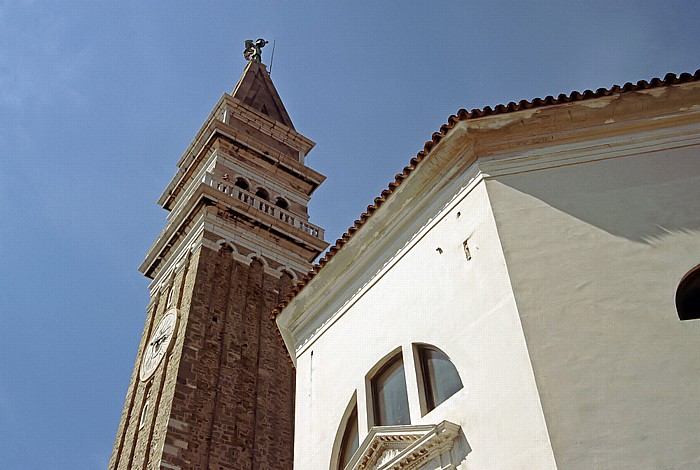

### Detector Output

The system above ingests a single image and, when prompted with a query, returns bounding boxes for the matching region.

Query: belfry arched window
[234,177,249,191]
[370,352,410,426]
[416,345,463,413]
[677,264,700,320]
[255,187,270,200]
[275,197,289,210]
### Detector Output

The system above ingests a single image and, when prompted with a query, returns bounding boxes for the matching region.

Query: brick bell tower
[109,42,327,469]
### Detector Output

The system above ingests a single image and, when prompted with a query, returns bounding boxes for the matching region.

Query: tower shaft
[110,59,326,469]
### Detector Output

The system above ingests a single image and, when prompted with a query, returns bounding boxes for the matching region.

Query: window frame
[368,351,411,427]
[677,264,700,320]
[331,393,360,470]
[414,344,463,416]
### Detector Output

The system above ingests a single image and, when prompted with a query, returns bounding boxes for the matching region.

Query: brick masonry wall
[111,240,296,469]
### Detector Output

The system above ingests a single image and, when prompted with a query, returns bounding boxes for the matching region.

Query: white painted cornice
[276,79,700,364]
[473,81,700,170]
[479,119,700,178]
[276,124,481,363]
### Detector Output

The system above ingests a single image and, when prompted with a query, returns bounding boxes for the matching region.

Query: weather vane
[244,38,269,64]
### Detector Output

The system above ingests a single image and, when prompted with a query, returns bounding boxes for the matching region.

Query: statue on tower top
[244,38,269,64]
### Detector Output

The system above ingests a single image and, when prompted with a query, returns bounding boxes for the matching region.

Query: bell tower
[109,44,327,469]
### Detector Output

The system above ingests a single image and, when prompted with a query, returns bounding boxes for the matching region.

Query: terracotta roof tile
[270,69,700,321]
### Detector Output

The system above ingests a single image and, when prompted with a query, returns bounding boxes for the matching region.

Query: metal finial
[243,38,269,64]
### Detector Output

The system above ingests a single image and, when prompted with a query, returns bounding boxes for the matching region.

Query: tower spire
[230,54,296,129]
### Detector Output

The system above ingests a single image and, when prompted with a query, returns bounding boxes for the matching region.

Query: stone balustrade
[203,172,325,240]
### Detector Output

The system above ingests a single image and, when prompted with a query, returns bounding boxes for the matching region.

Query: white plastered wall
[292,180,557,469]
[486,145,700,469]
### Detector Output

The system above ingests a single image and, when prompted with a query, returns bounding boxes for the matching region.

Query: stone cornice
[214,154,311,205]
[165,149,312,224]
[145,209,313,295]
[158,96,325,211]
[142,183,328,279]
[224,94,315,154]
[145,219,206,296]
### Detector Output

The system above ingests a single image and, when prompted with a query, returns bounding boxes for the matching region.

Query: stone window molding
[332,393,360,470]
[334,344,466,469]
[343,420,462,470]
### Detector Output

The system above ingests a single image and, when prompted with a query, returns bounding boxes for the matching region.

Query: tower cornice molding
[164,148,313,224]
[145,212,311,296]
[159,96,324,212]
[142,181,326,280]
[223,94,315,154]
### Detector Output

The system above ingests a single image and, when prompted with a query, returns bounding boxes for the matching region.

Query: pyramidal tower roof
[231,59,295,130]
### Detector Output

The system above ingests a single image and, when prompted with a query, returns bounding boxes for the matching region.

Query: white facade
[277,78,700,469]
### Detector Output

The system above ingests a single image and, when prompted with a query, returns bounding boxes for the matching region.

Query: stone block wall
[110,241,295,469]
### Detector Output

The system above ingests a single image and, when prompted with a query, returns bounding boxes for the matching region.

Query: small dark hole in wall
[677,265,700,320]
[212,316,218,323]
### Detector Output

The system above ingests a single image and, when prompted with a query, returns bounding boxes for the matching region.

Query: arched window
[336,401,359,469]
[416,345,463,413]
[371,352,410,426]
[234,177,249,191]
[677,264,700,320]
[275,197,289,210]
[255,187,269,200]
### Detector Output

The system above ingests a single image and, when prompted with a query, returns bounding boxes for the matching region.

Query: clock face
[140,308,178,382]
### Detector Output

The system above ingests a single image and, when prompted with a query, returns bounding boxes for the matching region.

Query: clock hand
[151,333,168,346]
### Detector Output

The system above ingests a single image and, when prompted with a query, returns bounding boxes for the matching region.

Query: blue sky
[0,1,698,468]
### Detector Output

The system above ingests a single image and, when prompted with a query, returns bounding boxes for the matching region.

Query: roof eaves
[270,69,700,320]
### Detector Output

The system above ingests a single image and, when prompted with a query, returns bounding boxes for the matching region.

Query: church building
[274,71,700,469]
[110,37,700,469]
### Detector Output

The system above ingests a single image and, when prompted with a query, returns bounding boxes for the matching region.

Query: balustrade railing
[202,173,325,240]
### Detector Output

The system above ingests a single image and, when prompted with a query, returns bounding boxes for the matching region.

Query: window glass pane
[422,347,463,411]
[372,355,410,426]
[338,404,359,469]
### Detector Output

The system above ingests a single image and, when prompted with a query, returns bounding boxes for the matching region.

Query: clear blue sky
[1,1,698,468]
